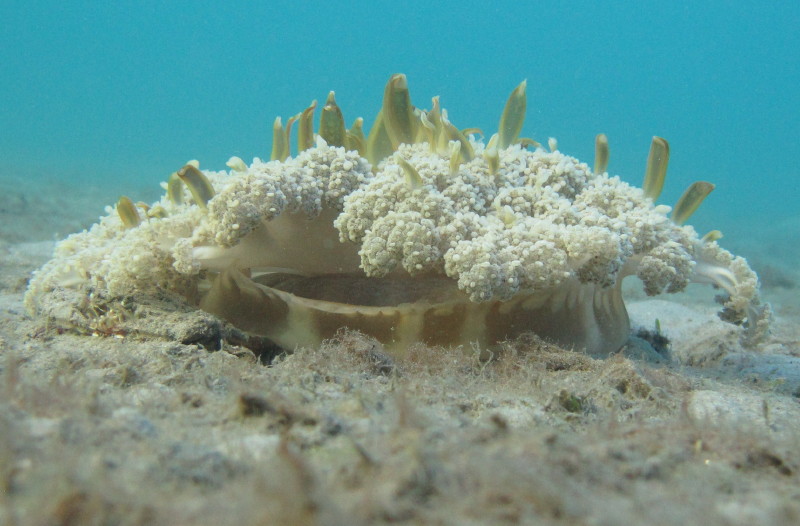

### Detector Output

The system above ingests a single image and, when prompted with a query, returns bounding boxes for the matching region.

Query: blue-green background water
[2,1,798,238]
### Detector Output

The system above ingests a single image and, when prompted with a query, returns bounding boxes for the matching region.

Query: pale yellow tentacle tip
[498,80,527,149]
[226,156,247,172]
[448,140,463,175]
[297,100,318,153]
[271,116,288,161]
[398,157,423,189]
[484,134,500,175]
[177,164,215,210]
[672,181,715,225]
[517,137,541,150]
[167,172,184,205]
[116,196,141,228]
[382,73,415,149]
[594,133,609,174]
[320,91,346,147]
[701,230,723,243]
[643,136,670,200]
[345,117,366,156]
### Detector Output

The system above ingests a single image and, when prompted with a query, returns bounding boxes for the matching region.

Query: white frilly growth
[337,143,699,302]
[24,139,768,346]
[691,241,771,341]
[207,146,371,247]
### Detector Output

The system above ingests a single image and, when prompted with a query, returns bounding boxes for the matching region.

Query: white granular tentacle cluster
[294,143,372,208]
[437,211,488,247]
[564,226,628,286]
[337,141,704,301]
[492,186,577,224]
[359,211,441,276]
[519,148,591,198]
[693,241,765,326]
[441,164,497,214]
[497,235,571,293]
[207,166,290,246]
[444,235,509,301]
[636,241,695,295]
[334,170,410,243]
[25,200,205,309]
[209,145,372,247]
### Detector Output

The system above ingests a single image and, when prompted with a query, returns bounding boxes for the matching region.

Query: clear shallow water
[2,1,798,239]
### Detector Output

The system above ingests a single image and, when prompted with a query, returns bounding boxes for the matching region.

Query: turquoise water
[2,1,798,237]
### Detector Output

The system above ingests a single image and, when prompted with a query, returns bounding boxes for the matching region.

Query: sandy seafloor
[1,175,799,525]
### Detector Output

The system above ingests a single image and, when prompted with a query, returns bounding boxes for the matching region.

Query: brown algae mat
[1,244,799,525]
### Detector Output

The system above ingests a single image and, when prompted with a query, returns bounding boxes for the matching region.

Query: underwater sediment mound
[25,74,770,356]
